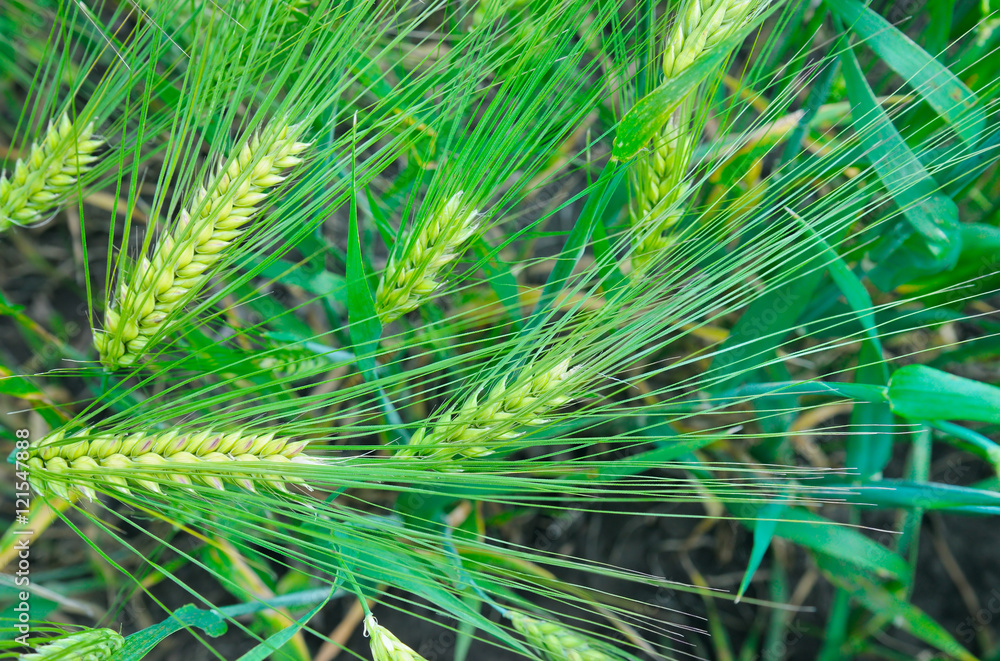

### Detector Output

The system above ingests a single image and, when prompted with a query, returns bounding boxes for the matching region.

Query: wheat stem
[0,113,101,232]
[95,119,309,368]
[365,615,430,661]
[26,427,315,501]
[396,357,575,461]
[375,191,480,324]
[19,628,124,661]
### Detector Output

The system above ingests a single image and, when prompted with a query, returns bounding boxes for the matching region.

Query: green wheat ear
[26,427,315,502]
[0,112,102,232]
[95,118,310,369]
[365,615,430,661]
[375,191,480,323]
[18,628,124,661]
[508,611,625,661]
[397,357,576,461]
[630,0,767,269]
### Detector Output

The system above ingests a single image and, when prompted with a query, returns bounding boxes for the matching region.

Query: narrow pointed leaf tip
[25,427,316,501]
[95,118,310,369]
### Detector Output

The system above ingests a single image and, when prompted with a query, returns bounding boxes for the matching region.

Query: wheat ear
[0,113,101,232]
[26,427,315,501]
[396,357,575,461]
[256,347,329,378]
[509,611,623,661]
[95,119,309,368]
[19,628,124,661]
[630,0,765,268]
[365,615,430,661]
[375,191,480,323]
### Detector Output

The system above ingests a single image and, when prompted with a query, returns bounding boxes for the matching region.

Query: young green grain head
[18,628,124,661]
[365,614,430,661]
[0,113,101,232]
[397,357,576,461]
[25,427,314,501]
[508,611,624,661]
[95,118,309,368]
[375,191,480,323]
[630,0,767,269]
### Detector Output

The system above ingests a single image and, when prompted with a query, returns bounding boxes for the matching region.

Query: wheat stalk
[396,357,575,461]
[365,615,430,661]
[509,611,623,661]
[95,119,309,368]
[19,628,124,661]
[25,427,315,501]
[375,191,480,323]
[0,113,101,232]
[630,0,766,268]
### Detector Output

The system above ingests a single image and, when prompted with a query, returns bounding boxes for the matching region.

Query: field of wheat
[2,1,1000,660]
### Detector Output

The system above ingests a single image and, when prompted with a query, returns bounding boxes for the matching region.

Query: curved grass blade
[825,0,983,147]
[791,209,893,477]
[114,589,336,661]
[523,160,624,335]
[235,598,328,661]
[728,503,910,580]
[612,47,730,161]
[839,35,961,284]
[346,126,382,377]
[815,554,977,661]
[842,480,1000,514]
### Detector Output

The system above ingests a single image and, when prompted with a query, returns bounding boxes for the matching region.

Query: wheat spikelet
[661,0,762,79]
[629,142,690,270]
[509,611,622,661]
[19,628,124,661]
[396,357,575,461]
[256,347,329,378]
[630,0,766,267]
[375,191,479,323]
[365,615,430,661]
[0,113,101,232]
[95,119,309,368]
[25,427,315,501]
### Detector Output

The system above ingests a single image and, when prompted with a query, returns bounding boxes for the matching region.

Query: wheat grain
[662,0,762,79]
[26,427,315,501]
[0,113,101,232]
[19,628,124,661]
[95,119,309,368]
[256,347,329,378]
[375,191,479,323]
[396,357,575,461]
[509,611,622,661]
[365,615,430,661]
[630,0,766,268]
